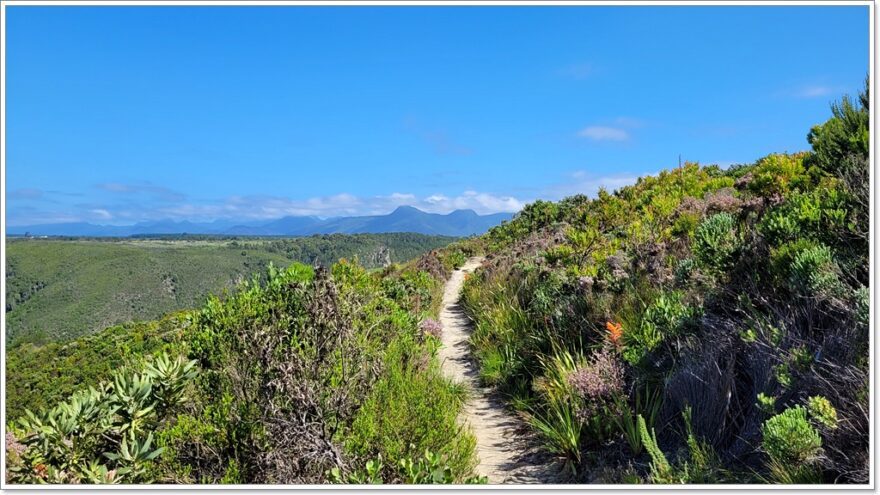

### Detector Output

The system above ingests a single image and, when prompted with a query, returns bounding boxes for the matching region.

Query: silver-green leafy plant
[7,352,197,484]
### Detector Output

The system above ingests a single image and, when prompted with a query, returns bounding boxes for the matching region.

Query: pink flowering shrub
[568,347,624,401]
[6,432,26,458]
[560,346,627,442]
[420,318,443,340]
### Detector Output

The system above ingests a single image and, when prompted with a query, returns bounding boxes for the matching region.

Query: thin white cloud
[557,63,594,80]
[424,194,449,205]
[614,116,646,128]
[545,170,641,199]
[90,209,113,220]
[793,85,833,99]
[389,192,416,202]
[9,188,44,200]
[97,181,186,202]
[578,126,630,142]
[424,190,523,214]
[776,83,840,100]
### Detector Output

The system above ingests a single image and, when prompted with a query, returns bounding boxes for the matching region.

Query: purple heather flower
[5,432,25,458]
[420,318,443,339]
[568,347,624,401]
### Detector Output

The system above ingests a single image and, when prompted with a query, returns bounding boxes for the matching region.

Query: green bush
[748,153,809,197]
[791,243,839,295]
[344,336,477,482]
[692,213,741,273]
[528,398,584,466]
[759,188,849,247]
[806,88,869,175]
[806,396,838,429]
[762,406,822,464]
[771,240,839,297]
[329,450,487,485]
[153,260,479,484]
[761,406,825,484]
[624,291,695,364]
[759,209,802,245]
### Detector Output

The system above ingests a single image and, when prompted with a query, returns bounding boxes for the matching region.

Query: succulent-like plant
[8,353,197,485]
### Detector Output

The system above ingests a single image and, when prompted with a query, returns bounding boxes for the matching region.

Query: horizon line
[5,204,519,229]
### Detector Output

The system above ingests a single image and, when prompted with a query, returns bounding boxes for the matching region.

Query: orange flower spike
[606,321,623,346]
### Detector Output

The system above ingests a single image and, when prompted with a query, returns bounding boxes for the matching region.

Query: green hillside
[6,312,190,420]
[5,234,455,345]
[6,248,482,484]
[457,86,869,483]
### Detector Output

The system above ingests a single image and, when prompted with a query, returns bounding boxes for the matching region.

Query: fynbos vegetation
[4,85,869,484]
[6,250,482,484]
[459,84,869,483]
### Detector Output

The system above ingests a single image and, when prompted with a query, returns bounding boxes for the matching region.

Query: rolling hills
[5,233,456,345]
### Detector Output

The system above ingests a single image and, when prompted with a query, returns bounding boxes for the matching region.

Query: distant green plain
[5,234,455,345]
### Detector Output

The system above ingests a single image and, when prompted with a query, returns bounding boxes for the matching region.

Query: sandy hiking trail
[437,257,563,484]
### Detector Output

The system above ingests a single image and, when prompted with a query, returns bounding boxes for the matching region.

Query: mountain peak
[8,206,515,237]
[390,205,424,215]
[448,209,479,217]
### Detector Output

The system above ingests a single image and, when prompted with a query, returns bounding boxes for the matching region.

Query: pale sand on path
[437,257,564,484]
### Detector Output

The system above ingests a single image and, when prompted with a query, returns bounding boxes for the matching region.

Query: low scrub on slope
[459,85,869,483]
[6,257,482,484]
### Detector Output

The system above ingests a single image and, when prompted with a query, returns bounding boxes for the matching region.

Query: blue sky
[6,5,870,225]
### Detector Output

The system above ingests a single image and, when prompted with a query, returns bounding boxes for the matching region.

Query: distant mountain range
[7,206,515,237]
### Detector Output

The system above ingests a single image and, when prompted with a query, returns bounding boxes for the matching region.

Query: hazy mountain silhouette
[8,207,514,237]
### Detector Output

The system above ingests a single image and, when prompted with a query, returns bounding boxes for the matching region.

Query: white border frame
[0,0,874,492]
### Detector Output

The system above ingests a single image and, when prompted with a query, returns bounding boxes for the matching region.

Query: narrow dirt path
[438,257,563,484]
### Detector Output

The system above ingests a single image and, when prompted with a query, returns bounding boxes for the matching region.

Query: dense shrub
[692,213,740,273]
[623,291,695,365]
[806,87,869,175]
[762,406,824,483]
[771,240,840,297]
[344,335,476,482]
[748,153,809,197]
[762,406,822,465]
[758,187,850,247]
